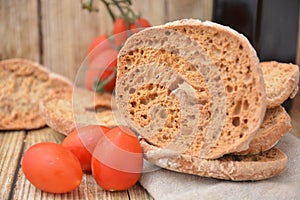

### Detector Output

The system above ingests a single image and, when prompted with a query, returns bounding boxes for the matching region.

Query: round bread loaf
[260,61,299,108]
[0,59,72,130]
[115,19,266,159]
[235,105,291,155]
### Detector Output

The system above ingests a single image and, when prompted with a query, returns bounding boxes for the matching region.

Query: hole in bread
[227,131,231,136]
[233,100,242,115]
[243,100,249,110]
[140,98,148,105]
[130,101,137,108]
[234,85,238,91]
[239,44,243,50]
[149,93,157,100]
[243,119,248,124]
[165,30,171,35]
[239,133,244,138]
[226,85,233,93]
[129,88,135,94]
[232,117,240,127]
[141,114,147,119]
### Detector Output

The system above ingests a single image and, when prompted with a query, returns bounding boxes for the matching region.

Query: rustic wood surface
[0,128,152,200]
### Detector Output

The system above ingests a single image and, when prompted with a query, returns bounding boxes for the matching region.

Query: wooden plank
[165,0,213,21]
[132,0,166,25]
[0,131,25,200]
[0,0,40,62]
[128,184,153,200]
[11,128,150,199]
[40,0,113,82]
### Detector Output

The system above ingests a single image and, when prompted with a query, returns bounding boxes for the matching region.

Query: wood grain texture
[166,0,213,21]
[0,0,40,62]
[40,0,112,82]
[0,131,25,200]
[132,0,166,25]
[9,128,151,200]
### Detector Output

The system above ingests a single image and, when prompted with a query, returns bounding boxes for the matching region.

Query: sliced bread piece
[39,88,117,135]
[236,106,291,155]
[261,61,299,108]
[0,58,72,130]
[115,19,266,159]
[141,140,287,181]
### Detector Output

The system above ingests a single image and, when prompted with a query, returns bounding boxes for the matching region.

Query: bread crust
[116,19,266,159]
[236,106,291,155]
[0,58,72,130]
[39,89,116,135]
[141,139,287,181]
[261,61,299,108]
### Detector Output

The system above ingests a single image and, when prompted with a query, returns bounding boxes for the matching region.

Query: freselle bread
[39,88,117,135]
[115,19,266,159]
[141,140,287,181]
[236,105,291,155]
[0,58,72,130]
[261,61,299,108]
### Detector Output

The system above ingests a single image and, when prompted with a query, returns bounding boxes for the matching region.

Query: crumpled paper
[139,133,300,200]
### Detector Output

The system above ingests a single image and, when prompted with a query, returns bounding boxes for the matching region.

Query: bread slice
[0,58,72,130]
[261,61,299,108]
[141,139,287,181]
[115,19,266,159]
[39,88,117,135]
[236,106,291,155]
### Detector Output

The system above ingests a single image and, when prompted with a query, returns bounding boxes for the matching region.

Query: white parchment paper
[139,133,300,200]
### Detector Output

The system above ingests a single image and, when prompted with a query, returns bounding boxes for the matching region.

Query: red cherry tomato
[87,34,113,55]
[21,142,82,194]
[91,126,143,191]
[113,18,129,47]
[130,17,151,33]
[62,125,110,171]
[85,49,118,92]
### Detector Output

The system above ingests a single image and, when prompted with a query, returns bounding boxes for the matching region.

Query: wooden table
[0,128,152,200]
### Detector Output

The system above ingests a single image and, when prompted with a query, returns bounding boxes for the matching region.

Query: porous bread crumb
[0,59,72,130]
[235,106,291,155]
[116,19,266,159]
[261,61,299,108]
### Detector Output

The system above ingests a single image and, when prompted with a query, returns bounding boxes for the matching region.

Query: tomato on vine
[87,34,113,54]
[83,0,151,94]
[113,18,130,47]
[130,17,151,33]
[85,49,118,93]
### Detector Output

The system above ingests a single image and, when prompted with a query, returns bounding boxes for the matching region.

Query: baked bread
[235,106,291,155]
[115,19,266,159]
[141,140,287,181]
[39,88,117,135]
[261,61,299,108]
[0,58,72,130]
